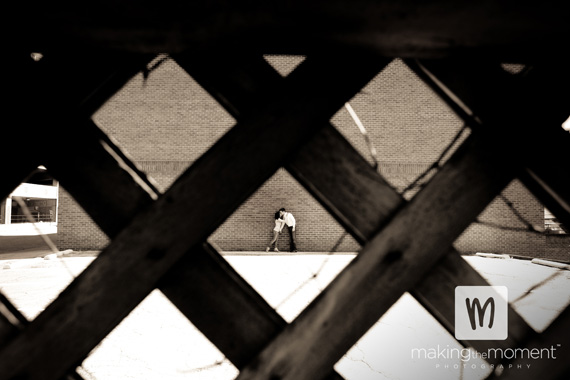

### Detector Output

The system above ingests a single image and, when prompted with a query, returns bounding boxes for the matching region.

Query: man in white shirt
[279,208,297,252]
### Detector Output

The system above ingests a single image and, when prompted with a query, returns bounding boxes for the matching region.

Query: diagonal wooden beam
[232,60,570,379]
[0,294,26,344]
[47,137,342,377]
[18,50,153,119]
[0,138,41,202]
[1,51,153,227]
[486,306,570,380]
[11,52,341,379]
[41,117,294,372]
[173,52,401,241]
[44,118,292,372]
[14,1,570,61]
[158,242,288,368]
[1,53,46,200]
[0,52,385,380]
[46,120,160,236]
[175,53,532,362]
[236,126,516,379]
[0,51,150,380]
[40,53,159,234]
[286,125,532,361]
[405,59,570,233]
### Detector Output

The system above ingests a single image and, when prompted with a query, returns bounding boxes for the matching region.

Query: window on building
[544,208,567,234]
[0,167,59,235]
[10,197,57,224]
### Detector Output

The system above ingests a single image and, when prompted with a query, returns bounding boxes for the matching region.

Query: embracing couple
[266,208,297,252]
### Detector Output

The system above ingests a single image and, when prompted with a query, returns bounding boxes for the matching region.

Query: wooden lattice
[2,3,570,379]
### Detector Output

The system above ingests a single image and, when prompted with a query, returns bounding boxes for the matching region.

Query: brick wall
[56,56,569,261]
[57,190,109,250]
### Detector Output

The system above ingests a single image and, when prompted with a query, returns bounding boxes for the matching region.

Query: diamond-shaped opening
[0,167,59,243]
[334,293,492,380]
[80,289,238,379]
[0,252,94,321]
[225,251,355,323]
[54,54,243,252]
[92,54,236,193]
[455,179,570,333]
[211,169,359,321]
[330,59,470,197]
[263,54,306,77]
[211,168,359,253]
[54,52,369,253]
[563,115,570,132]
[0,168,91,321]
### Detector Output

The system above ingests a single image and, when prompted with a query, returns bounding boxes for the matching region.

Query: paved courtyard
[1,250,568,379]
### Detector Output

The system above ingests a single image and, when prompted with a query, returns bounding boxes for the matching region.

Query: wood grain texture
[14,52,347,380]
[159,243,286,367]
[179,52,533,365]
[236,131,515,380]
[11,1,569,61]
[406,60,570,242]
[1,4,567,379]
[0,53,385,380]
[486,306,570,380]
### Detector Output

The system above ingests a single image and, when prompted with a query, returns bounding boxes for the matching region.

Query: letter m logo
[466,297,495,330]
[455,286,508,340]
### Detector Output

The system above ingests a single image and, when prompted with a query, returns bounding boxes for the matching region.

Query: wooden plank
[287,124,532,358]
[49,142,287,370]
[0,296,87,380]
[289,126,533,359]
[172,52,280,120]
[163,245,344,380]
[177,52,532,363]
[43,122,296,371]
[43,52,152,116]
[34,52,160,234]
[174,53,402,241]
[159,243,287,367]
[236,130,516,380]
[30,53,160,235]
[286,125,402,241]
[12,1,569,61]
[0,52,385,380]
[486,306,570,380]
[1,55,45,200]
[0,294,26,343]
[25,53,343,380]
[0,52,143,380]
[405,60,570,238]
[519,170,570,233]
[2,51,153,227]
[10,51,151,118]
[46,120,159,237]
[520,131,570,235]
[0,151,40,203]
[50,50,510,375]
[288,126,532,362]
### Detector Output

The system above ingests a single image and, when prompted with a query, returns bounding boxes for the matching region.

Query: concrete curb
[473,252,570,271]
[43,249,74,260]
[221,251,357,256]
[475,252,511,259]
[531,258,570,271]
[2,249,74,270]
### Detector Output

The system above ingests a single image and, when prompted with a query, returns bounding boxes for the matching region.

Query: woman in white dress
[266,210,285,252]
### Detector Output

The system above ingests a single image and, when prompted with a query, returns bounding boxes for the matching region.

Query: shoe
[274,248,279,252]
[266,247,270,252]
[292,249,298,252]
